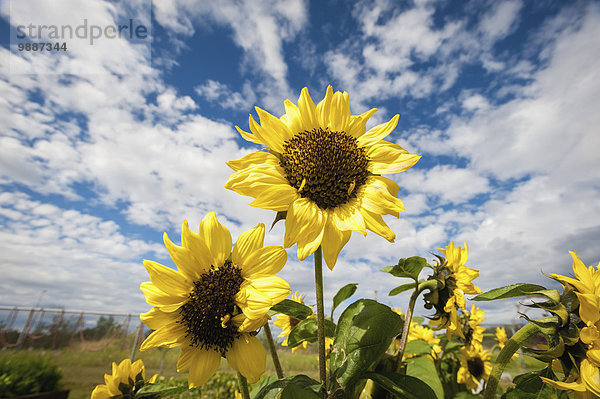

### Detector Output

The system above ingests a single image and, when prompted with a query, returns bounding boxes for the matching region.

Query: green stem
[263,321,284,379]
[483,317,557,399]
[237,372,250,399]
[394,280,439,372]
[314,246,327,397]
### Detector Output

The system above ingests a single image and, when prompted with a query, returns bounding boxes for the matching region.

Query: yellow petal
[237,315,268,333]
[143,260,190,297]
[140,282,187,312]
[140,307,178,331]
[249,114,284,153]
[235,125,260,144]
[164,231,205,281]
[367,140,421,174]
[329,90,351,132]
[181,220,212,275]
[187,348,221,388]
[91,384,110,399]
[331,201,366,234]
[321,220,351,270]
[198,212,232,268]
[226,151,279,172]
[357,114,399,147]
[347,108,377,138]
[582,358,600,396]
[225,165,289,196]
[360,209,395,242]
[226,334,266,383]
[256,106,293,143]
[540,376,586,392]
[284,198,326,260]
[316,85,334,130]
[240,245,287,279]
[176,346,195,372]
[248,184,299,211]
[140,322,186,351]
[360,176,405,217]
[281,99,304,135]
[131,359,144,379]
[297,87,319,131]
[232,223,265,266]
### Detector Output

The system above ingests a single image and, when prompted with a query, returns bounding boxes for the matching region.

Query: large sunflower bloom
[139,212,290,387]
[91,358,157,399]
[273,292,312,354]
[225,86,420,269]
[457,344,492,391]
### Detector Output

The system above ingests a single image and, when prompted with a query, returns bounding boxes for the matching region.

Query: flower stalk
[237,372,250,399]
[314,246,327,396]
[263,321,284,379]
[394,279,439,371]
[483,316,558,399]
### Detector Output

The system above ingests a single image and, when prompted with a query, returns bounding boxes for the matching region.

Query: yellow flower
[457,345,492,391]
[234,391,243,399]
[464,304,486,348]
[139,212,291,387]
[408,322,442,358]
[225,86,420,270]
[426,242,481,340]
[273,292,313,354]
[91,358,157,399]
[541,358,600,398]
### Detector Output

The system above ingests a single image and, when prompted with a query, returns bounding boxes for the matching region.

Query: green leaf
[453,393,481,398]
[389,282,417,296]
[472,283,559,303]
[501,367,569,399]
[269,299,313,319]
[404,340,433,356]
[330,299,403,389]
[361,371,437,399]
[253,375,320,399]
[287,318,336,348]
[382,256,429,281]
[134,383,188,398]
[405,355,444,399]
[279,383,321,398]
[332,283,358,315]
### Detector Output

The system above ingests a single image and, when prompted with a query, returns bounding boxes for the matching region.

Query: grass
[0,338,318,399]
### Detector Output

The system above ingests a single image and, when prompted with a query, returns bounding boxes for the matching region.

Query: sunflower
[225,86,420,270]
[139,212,291,387]
[463,304,486,348]
[91,358,157,399]
[273,292,313,354]
[457,344,492,391]
[541,251,600,397]
[425,242,481,340]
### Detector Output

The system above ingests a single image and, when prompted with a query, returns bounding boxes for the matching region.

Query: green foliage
[501,367,570,399]
[269,299,313,320]
[405,356,444,399]
[287,318,336,348]
[330,299,403,390]
[382,257,429,281]
[472,283,559,303]
[403,340,433,356]
[388,282,417,296]
[332,283,358,316]
[153,373,238,399]
[360,371,437,399]
[252,375,320,399]
[0,353,63,397]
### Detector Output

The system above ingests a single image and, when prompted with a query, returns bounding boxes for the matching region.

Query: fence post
[130,320,144,361]
[15,309,34,349]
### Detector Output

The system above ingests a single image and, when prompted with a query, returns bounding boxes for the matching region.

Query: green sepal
[382,257,429,281]
[360,371,437,399]
[332,283,358,315]
[268,299,313,319]
[501,367,570,399]
[287,317,336,348]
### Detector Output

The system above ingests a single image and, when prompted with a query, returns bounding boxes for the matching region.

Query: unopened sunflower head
[273,291,313,354]
[424,241,481,340]
[225,86,421,270]
[91,358,157,399]
[139,212,291,387]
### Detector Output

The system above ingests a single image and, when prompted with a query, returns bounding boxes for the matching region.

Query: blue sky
[1,0,599,326]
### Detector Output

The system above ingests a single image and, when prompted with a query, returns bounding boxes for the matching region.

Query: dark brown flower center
[467,356,484,379]
[279,128,370,209]
[178,260,244,356]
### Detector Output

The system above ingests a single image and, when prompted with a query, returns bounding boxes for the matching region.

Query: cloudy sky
[1,0,599,327]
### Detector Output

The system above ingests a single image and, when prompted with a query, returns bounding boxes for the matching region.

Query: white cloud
[195,80,256,110]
